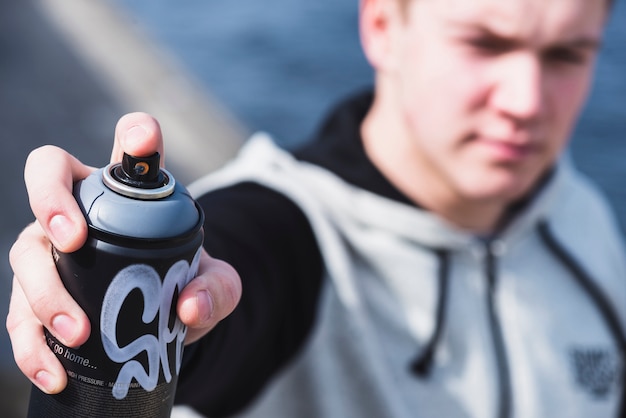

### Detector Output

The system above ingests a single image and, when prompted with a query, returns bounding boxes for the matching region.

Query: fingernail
[125,125,148,145]
[197,290,214,323]
[35,370,58,393]
[49,215,75,249]
[52,314,77,345]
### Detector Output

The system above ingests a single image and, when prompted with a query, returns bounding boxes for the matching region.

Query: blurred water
[114,0,626,230]
[114,0,372,145]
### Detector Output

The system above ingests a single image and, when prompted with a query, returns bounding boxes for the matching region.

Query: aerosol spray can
[28,152,204,417]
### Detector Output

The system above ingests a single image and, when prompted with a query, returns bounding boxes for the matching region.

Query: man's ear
[359,0,402,72]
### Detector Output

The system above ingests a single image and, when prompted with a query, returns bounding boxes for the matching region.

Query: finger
[111,112,164,164]
[25,146,92,253]
[178,251,242,344]
[9,222,91,349]
[6,277,68,394]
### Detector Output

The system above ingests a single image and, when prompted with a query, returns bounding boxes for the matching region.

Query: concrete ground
[0,1,244,416]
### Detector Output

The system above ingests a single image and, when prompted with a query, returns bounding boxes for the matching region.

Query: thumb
[111,112,165,164]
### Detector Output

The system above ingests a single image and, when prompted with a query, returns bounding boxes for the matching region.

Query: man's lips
[472,135,539,162]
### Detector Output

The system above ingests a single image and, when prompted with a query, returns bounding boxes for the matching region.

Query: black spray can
[28,152,204,417]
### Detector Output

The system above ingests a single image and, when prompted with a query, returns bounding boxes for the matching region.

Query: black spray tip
[111,152,167,189]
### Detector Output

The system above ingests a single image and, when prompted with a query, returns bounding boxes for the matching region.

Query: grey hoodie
[184,133,626,418]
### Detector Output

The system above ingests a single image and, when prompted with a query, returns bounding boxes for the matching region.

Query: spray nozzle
[102,152,175,199]
[112,153,166,189]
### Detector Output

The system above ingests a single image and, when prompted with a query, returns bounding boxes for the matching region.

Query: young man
[8,0,625,416]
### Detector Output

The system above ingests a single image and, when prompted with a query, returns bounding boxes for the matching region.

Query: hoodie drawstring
[410,249,450,376]
[538,220,626,417]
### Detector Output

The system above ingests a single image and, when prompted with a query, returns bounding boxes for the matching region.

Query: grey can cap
[75,167,201,240]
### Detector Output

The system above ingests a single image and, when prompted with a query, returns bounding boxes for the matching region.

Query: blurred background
[1,0,625,416]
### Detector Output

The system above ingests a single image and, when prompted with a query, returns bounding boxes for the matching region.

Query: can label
[100,259,194,399]
[29,241,202,418]
[62,246,200,392]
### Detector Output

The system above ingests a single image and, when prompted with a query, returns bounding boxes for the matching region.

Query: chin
[471,160,547,198]
[460,177,536,206]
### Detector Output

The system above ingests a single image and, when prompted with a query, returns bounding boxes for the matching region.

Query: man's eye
[466,37,513,54]
[544,48,586,65]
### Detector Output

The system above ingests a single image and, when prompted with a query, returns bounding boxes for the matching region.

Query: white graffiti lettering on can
[100,248,201,400]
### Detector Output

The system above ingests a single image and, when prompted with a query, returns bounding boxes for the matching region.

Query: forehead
[409,0,607,43]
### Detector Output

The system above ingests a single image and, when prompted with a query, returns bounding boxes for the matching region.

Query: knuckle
[9,233,33,270]
[25,145,65,179]
[31,187,65,216]
[26,145,58,165]
[28,290,55,321]
[5,310,21,336]
[13,342,38,370]
[9,225,49,270]
[8,238,26,269]
[5,315,43,375]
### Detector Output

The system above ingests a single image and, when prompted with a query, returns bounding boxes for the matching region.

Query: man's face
[379,0,606,206]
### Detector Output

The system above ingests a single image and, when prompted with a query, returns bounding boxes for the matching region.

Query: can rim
[102,163,176,200]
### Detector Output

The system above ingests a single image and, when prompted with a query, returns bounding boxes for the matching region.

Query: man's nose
[490,53,545,122]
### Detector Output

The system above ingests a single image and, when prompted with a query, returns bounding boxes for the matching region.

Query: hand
[7,113,241,395]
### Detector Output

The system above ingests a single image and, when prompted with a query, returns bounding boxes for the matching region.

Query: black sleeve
[174,181,324,417]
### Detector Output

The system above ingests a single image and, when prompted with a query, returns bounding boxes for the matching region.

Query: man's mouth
[472,135,539,163]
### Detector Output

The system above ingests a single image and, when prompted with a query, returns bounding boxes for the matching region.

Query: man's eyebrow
[560,37,602,51]
[447,23,524,49]
[448,21,602,50]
